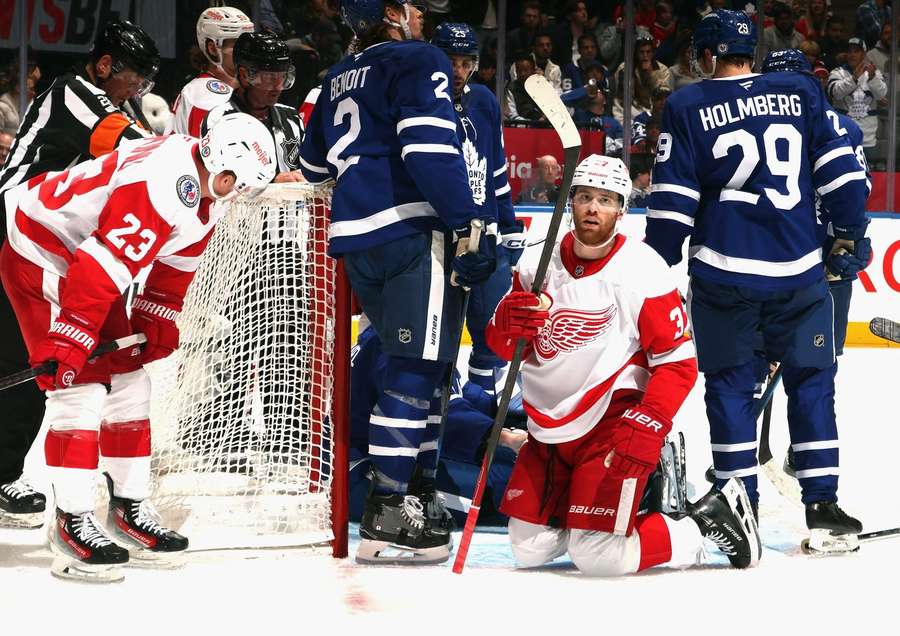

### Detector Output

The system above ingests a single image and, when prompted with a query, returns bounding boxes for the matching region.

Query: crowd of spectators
[0,1,896,199]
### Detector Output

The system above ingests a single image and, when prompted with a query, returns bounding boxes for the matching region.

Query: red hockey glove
[131,289,182,365]
[606,406,672,482]
[493,291,550,341]
[31,310,99,391]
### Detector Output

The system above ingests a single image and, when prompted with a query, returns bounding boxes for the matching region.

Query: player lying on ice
[485,155,761,575]
[0,113,277,582]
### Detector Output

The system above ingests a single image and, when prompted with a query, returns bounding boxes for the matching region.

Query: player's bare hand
[499,428,528,453]
[273,170,306,183]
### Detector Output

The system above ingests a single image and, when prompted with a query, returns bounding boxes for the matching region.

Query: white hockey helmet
[571,154,631,212]
[199,112,276,201]
[197,6,255,70]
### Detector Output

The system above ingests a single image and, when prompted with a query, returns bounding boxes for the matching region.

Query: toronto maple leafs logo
[462,137,487,206]
[534,305,618,361]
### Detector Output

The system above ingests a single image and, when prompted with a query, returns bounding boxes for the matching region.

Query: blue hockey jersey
[817,110,870,241]
[456,84,515,232]
[298,40,479,256]
[645,72,868,291]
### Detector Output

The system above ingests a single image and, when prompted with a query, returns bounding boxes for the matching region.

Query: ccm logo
[569,505,615,516]
[623,409,662,432]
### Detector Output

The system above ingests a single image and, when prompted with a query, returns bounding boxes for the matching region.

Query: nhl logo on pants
[398,328,412,344]
[814,334,825,347]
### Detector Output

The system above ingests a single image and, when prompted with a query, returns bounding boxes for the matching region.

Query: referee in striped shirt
[0,20,158,527]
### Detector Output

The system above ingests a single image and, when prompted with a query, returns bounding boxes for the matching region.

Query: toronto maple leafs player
[486,155,760,575]
[298,0,497,565]
[431,22,525,397]
[349,321,526,527]
[761,48,872,481]
[645,11,870,554]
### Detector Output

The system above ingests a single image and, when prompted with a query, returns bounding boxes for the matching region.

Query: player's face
[449,55,476,95]
[572,186,622,245]
[220,39,238,77]
[405,5,425,40]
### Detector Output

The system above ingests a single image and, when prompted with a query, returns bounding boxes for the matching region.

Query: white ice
[2,348,898,634]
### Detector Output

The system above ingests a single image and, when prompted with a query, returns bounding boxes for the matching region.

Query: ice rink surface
[1,348,898,635]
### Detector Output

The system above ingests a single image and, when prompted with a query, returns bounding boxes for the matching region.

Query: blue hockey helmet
[692,10,757,61]
[431,22,479,58]
[761,48,811,74]
[341,0,410,37]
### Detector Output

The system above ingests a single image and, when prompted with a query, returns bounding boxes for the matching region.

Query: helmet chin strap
[570,218,621,257]
[208,172,239,202]
[384,4,413,39]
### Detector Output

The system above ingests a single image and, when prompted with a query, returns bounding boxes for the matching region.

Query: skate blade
[720,478,761,567]
[802,530,860,555]
[50,556,124,583]
[355,540,451,566]
[0,511,45,529]
[125,549,186,570]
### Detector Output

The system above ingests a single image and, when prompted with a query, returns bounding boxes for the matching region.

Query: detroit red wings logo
[534,305,618,360]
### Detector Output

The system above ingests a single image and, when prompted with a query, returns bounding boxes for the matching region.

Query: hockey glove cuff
[606,406,672,482]
[492,291,550,342]
[499,220,527,267]
[31,310,99,391]
[131,289,182,365]
[825,236,872,280]
[452,219,498,288]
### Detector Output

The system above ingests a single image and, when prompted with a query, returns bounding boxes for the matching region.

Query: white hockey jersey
[486,232,697,444]
[165,73,234,138]
[3,135,222,326]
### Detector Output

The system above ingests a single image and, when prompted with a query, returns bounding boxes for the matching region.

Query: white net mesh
[147,183,338,550]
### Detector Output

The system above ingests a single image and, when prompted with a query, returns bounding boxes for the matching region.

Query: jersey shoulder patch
[176,174,200,208]
[206,79,231,95]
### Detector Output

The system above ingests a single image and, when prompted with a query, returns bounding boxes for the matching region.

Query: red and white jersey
[3,135,222,327]
[486,232,697,444]
[298,85,321,133]
[165,73,234,138]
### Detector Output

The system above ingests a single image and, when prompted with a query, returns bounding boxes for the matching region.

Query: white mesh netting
[146,183,338,550]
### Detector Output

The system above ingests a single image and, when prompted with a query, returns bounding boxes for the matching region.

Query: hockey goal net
[145,183,349,555]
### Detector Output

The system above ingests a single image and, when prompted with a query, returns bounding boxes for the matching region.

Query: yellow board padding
[846,321,900,348]
[351,317,473,347]
[353,318,895,349]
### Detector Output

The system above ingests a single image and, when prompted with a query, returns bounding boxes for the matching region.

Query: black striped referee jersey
[0,70,149,194]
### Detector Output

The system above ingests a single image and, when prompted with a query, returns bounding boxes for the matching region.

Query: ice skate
[413,481,455,544]
[104,474,188,569]
[48,508,129,583]
[357,493,452,565]
[801,501,862,555]
[688,477,761,568]
[0,479,46,528]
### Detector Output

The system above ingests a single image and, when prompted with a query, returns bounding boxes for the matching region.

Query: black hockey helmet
[233,32,294,89]
[91,20,160,80]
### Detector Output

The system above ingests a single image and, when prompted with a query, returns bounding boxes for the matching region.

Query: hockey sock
[368,389,429,495]
[704,361,760,505]
[783,363,839,504]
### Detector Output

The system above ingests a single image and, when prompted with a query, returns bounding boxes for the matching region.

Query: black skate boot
[802,501,862,554]
[0,479,46,528]
[688,477,761,569]
[104,474,188,568]
[49,508,129,583]
[357,492,452,565]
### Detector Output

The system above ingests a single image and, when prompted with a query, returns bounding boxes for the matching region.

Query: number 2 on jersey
[105,213,157,262]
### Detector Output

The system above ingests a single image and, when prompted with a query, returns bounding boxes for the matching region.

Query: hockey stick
[755,364,802,504]
[0,333,147,393]
[432,221,484,477]
[453,75,581,575]
[869,317,900,344]
[860,527,900,543]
